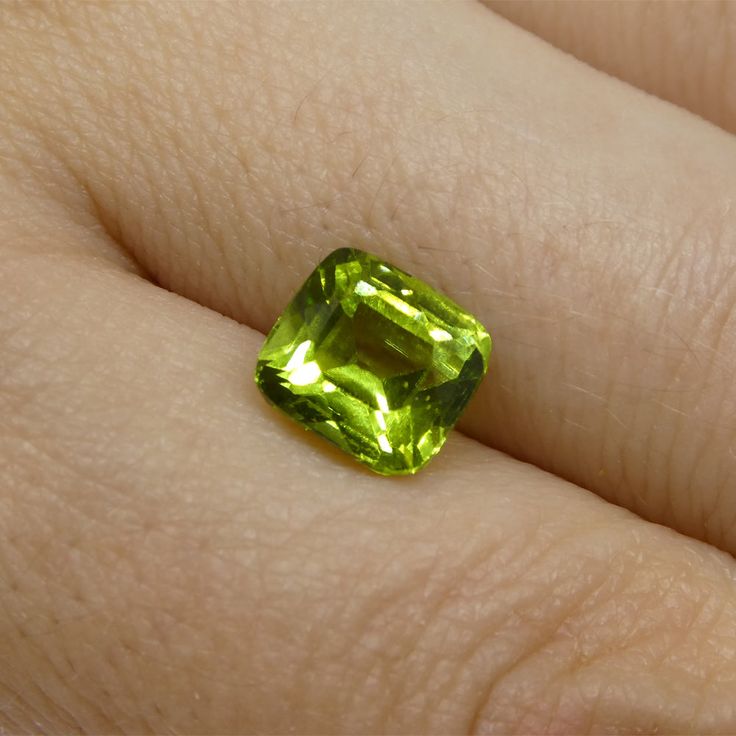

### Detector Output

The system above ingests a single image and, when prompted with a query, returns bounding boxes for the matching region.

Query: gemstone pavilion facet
[254,248,491,475]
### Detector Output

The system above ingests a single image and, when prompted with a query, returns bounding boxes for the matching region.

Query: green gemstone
[254,248,491,475]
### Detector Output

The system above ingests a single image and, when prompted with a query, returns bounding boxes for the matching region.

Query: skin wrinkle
[0,544,105,734]
[0,557,68,732]
[471,556,633,732]
[673,217,736,532]
[334,560,441,730]
[484,570,728,732]
[377,527,525,728]
[631,278,703,520]
[0,160,136,276]
[363,554,506,730]
[458,521,641,730]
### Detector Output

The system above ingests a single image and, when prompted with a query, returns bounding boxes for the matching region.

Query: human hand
[2,2,736,732]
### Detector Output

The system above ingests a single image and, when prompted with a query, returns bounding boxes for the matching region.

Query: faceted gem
[254,247,492,475]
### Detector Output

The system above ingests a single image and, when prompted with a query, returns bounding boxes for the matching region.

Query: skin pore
[1,1,736,733]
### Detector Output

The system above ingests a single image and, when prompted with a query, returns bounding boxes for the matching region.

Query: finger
[2,218,736,733]
[484,0,736,135]
[3,3,736,554]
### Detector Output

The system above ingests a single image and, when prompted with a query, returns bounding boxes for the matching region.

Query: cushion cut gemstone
[254,248,492,475]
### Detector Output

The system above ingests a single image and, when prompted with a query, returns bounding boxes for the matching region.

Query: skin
[487,0,736,135]
[1,1,736,733]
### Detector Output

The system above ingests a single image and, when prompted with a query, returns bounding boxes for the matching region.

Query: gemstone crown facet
[254,247,491,475]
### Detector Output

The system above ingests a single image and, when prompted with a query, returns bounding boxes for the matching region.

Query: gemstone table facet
[254,248,492,475]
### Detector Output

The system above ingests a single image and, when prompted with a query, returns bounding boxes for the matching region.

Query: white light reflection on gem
[355,280,377,296]
[377,434,393,453]
[289,361,321,386]
[375,411,387,431]
[376,392,390,413]
[429,328,452,342]
[285,339,311,371]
